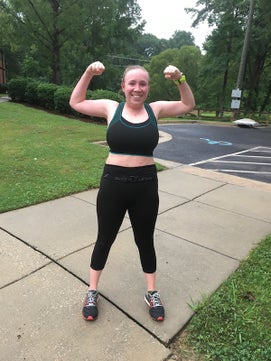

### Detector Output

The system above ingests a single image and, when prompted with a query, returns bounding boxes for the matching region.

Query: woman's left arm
[150,65,196,119]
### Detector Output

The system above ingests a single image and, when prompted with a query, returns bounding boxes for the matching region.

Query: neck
[122,103,148,123]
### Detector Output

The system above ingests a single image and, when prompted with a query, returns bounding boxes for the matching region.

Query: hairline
[122,65,150,83]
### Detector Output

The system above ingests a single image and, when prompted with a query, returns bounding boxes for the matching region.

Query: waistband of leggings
[102,164,157,183]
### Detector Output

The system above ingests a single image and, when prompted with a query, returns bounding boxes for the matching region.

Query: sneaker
[82,290,99,321]
[144,291,165,322]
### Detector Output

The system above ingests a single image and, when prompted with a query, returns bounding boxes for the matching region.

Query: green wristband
[174,75,186,85]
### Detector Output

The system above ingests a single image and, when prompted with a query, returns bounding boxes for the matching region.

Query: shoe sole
[82,315,97,321]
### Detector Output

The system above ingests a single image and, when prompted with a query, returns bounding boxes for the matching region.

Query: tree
[0,4,24,80]
[147,46,201,103]
[0,0,87,84]
[187,0,271,112]
[0,0,145,85]
[73,0,144,89]
[244,0,271,111]
[168,30,195,49]
[135,33,168,58]
[187,0,248,112]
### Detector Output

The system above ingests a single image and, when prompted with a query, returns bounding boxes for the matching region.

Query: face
[121,68,150,105]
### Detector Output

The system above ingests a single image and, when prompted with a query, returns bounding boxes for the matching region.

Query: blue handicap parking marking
[200,138,232,146]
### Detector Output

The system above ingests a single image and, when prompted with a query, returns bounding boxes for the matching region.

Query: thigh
[128,180,159,238]
[96,178,128,240]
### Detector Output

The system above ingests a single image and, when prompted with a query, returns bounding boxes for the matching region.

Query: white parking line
[210,160,271,166]
[212,170,271,175]
[190,146,271,180]
[189,146,261,166]
[251,147,271,153]
[234,155,271,159]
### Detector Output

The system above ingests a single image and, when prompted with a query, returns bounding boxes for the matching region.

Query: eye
[127,80,148,87]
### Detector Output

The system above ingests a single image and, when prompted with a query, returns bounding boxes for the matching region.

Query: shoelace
[149,292,162,307]
[85,291,98,307]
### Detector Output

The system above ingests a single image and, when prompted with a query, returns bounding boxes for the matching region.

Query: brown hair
[121,65,150,83]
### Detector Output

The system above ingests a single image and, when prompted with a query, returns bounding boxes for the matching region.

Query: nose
[134,82,143,92]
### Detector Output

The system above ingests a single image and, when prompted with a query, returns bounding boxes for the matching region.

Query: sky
[137,0,213,49]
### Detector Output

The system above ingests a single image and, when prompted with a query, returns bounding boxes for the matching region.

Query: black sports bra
[106,102,159,157]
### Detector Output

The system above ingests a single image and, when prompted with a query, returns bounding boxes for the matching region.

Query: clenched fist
[163,65,182,81]
[86,61,105,76]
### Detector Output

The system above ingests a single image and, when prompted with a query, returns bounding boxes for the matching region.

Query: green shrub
[90,89,124,102]
[54,86,88,119]
[25,79,40,105]
[7,78,124,119]
[37,82,58,109]
[0,83,8,93]
[54,86,73,114]
[8,78,29,102]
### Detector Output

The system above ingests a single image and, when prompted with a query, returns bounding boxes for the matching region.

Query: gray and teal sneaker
[82,290,99,321]
[144,291,165,322]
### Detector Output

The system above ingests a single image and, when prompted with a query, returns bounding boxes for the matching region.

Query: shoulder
[104,100,120,123]
[144,103,157,119]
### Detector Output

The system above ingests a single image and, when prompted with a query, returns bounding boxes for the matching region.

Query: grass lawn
[172,234,271,360]
[0,102,109,212]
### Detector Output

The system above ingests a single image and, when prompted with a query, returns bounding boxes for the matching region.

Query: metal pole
[236,0,255,90]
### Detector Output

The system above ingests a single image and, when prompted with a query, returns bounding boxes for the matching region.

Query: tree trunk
[50,0,61,84]
[52,36,61,84]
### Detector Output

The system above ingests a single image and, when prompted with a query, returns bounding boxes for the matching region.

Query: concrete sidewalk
[1,163,271,361]
[0,96,10,103]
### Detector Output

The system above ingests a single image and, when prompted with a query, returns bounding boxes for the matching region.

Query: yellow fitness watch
[174,75,186,85]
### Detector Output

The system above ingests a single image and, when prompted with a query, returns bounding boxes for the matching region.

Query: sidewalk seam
[158,183,227,215]
[155,228,241,262]
[195,199,271,224]
[0,226,171,348]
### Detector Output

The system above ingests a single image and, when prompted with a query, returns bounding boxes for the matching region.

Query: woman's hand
[86,61,105,76]
[163,65,182,81]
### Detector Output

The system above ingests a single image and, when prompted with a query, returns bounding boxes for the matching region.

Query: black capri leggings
[90,164,159,273]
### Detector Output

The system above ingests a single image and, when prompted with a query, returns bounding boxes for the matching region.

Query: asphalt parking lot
[154,123,271,184]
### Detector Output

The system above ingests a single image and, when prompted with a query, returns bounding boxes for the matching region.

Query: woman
[69,61,195,322]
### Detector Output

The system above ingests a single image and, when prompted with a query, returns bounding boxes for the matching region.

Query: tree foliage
[0,0,144,84]
[1,0,270,113]
[147,46,201,103]
[168,30,195,49]
[187,0,271,112]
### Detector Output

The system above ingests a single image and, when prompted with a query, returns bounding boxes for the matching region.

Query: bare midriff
[106,153,155,167]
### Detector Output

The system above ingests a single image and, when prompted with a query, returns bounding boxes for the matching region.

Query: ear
[121,81,125,92]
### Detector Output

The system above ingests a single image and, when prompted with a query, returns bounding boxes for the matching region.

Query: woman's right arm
[69,61,117,119]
